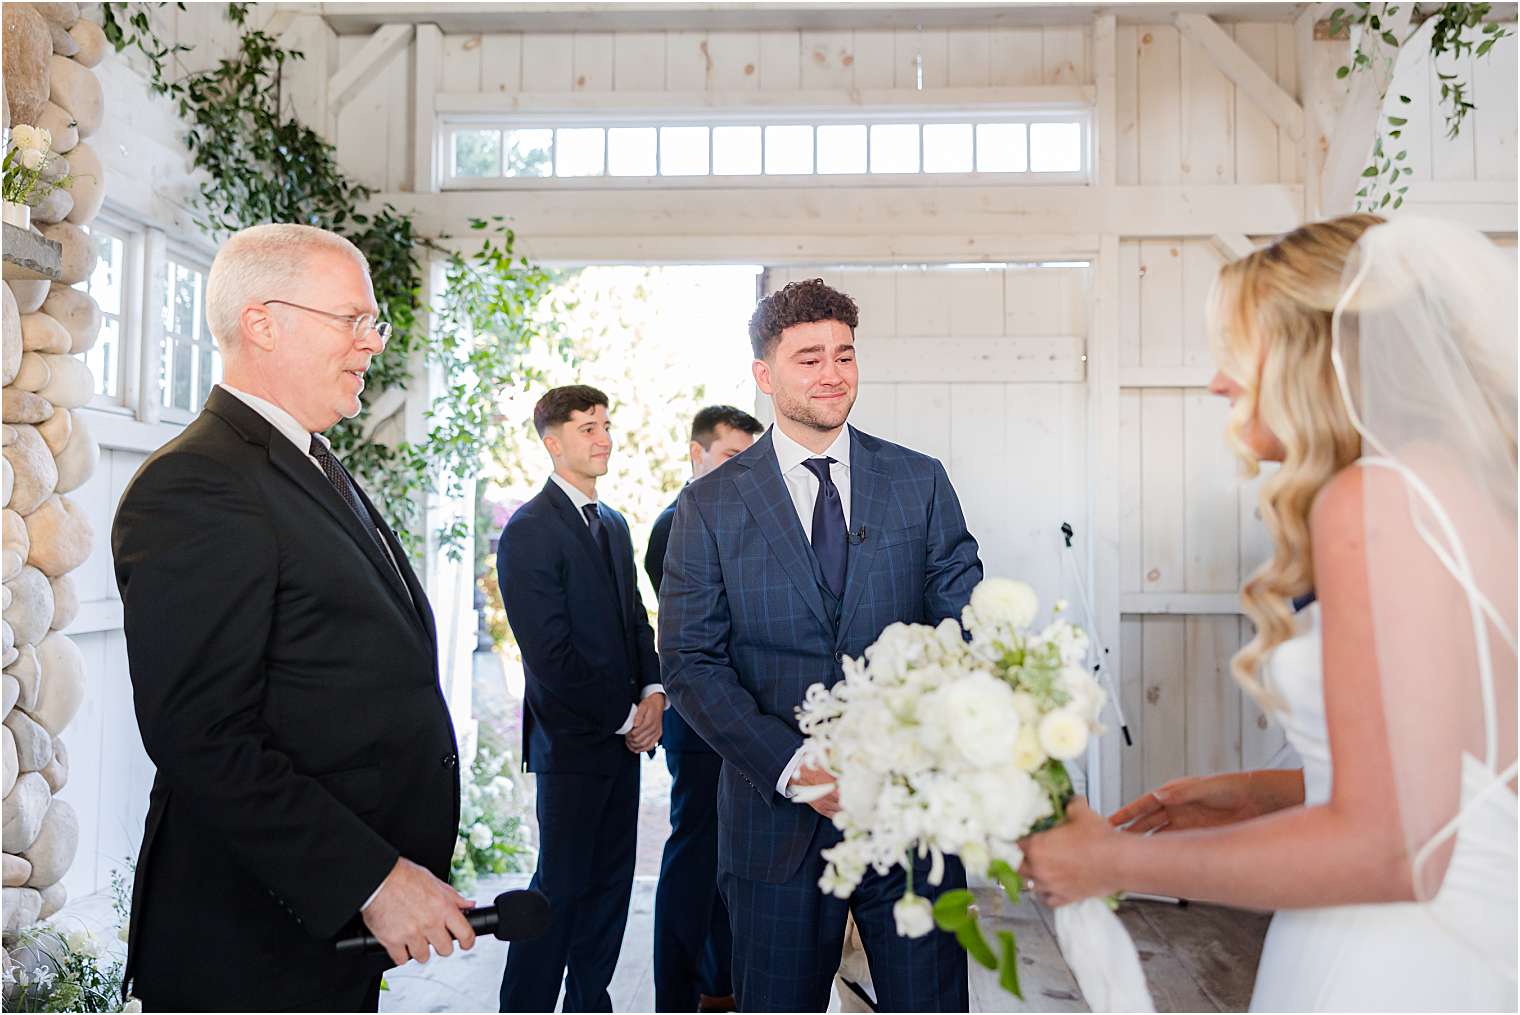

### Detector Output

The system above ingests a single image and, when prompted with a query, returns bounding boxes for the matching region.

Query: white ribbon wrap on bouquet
[1052,898,1156,1012]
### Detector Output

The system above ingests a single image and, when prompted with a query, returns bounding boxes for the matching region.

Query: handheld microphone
[847,527,868,546]
[335,888,551,956]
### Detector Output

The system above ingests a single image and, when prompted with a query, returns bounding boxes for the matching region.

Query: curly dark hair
[533,384,608,437]
[748,278,859,360]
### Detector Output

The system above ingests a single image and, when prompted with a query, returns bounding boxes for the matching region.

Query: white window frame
[441,106,1093,191]
[80,208,145,415]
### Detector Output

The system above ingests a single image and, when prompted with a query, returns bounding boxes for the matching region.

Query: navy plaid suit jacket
[658,426,982,883]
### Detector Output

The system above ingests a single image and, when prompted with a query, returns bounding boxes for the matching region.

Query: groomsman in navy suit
[659,280,983,1011]
[497,385,664,1012]
[646,405,764,1013]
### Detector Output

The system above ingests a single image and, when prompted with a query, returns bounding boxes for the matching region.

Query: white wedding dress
[1249,599,1518,1012]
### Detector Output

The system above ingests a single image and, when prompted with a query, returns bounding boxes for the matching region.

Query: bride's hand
[1017,799,1124,907]
[1110,770,1303,834]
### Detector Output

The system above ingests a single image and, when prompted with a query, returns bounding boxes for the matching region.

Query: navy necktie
[803,457,846,598]
[582,502,617,579]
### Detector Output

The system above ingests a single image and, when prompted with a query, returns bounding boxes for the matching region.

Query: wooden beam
[414,24,442,193]
[1119,366,1217,388]
[1321,3,1414,214]
[1401,180,1519,233]
[1121,592,1244,615]
[1295,5,1326,220]
[434,84,1094,116]
[327,23,414,138]
[507,233,1106,265]
[863,336,1085,383]
[1211,233,1256,260]
[1088,233,1123,814]
[1175,12,1305,141]
[1094,14,1118,187]
[375,183,1303,246]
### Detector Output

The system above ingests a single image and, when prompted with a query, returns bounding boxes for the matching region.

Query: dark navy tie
[582,502,617,579]
[309,435,387,557]
[803,457,846,598]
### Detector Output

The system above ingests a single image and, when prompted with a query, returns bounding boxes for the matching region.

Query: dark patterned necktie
[309,435,387,556]
[582,502,617,579]
[803,457,846,598]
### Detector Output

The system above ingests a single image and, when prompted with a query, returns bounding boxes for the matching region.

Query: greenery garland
[99,2,569,557]
[1328,2,1511,210]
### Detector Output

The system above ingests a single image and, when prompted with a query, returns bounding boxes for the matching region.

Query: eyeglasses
[262,300,392,343]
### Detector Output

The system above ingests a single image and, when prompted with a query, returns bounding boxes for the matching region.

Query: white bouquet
[796,578,1151,1007]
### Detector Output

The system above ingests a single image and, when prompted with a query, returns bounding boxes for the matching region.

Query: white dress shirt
[547,473,664,735]
[766,425,853,798]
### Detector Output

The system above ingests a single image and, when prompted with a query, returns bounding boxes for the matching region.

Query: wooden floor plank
[1133,899,1271,1012]
[1117,902,1222,1013]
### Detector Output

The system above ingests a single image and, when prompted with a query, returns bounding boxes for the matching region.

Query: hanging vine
[98,2,571,557]
[1329,2,1511,209]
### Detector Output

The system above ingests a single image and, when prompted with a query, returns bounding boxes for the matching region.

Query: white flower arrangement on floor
[795,578,1111,999]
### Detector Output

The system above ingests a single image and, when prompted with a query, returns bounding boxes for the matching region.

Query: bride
[1018,213,1517,1011]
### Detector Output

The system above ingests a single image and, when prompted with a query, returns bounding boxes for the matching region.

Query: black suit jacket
[497,479,660,774]
[111,387,460,1010]
[645,494,710,756]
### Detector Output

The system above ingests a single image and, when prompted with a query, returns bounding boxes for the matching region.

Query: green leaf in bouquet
[988,859,1023,906]
[956,918,998,970]
[931,888,976,931]
[997,930,1024,1000]
[1029,760,1076,832]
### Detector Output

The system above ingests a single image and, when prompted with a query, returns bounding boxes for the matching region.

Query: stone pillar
[2,0,109,949]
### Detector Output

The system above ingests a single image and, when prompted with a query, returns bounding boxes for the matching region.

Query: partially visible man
[112,224,469,1012]
[497,385,663,1013]
[646,405,763,1013]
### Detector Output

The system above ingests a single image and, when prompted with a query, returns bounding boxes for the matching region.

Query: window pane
[922,123,974,173]
[1030,121,1082,172]
[453,129,501,177]
[87,233,123,314]
[660,126,708,176]
[763,125,812,175]
[197,342,216,408]
[87,317,118,399]
[164,338,192,410]
[976,123,1028,172]
[712,126,761,175]
[555,128,605,177]
[816,124,867,175]
[173,264,197,336]
[869,123,919,173]
[607,127,657,176]
[505,129,553,177]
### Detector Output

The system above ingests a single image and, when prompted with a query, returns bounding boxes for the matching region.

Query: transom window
[447,112,1088,185]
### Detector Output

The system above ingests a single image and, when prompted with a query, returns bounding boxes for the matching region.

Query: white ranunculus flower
[1012,725,1045,772]
[66,929,100,958]
[1038,710,1089,760]
[20,148,43,170]
[122,998,144,1014]
[469,822,494,849]
[893,893,935,938]
[452,837,467,863]
[1060,665,1106,722]
[941,672,1022,768]
[10,125,46,152]
[970,578,1039,630]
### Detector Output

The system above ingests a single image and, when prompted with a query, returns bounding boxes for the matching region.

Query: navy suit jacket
[646,494,710,755]
[498,480,660,774]
[658,426,983,883]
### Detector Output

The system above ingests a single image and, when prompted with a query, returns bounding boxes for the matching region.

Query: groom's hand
[789,764,841,818]
[361,857,478,966]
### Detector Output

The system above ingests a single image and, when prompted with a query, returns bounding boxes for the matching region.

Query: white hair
[205,223,369,350]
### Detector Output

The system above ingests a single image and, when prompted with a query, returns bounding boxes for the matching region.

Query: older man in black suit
[113,223,469,1012]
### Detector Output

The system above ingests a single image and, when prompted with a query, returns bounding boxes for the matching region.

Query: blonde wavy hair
[1208,214,1384,704]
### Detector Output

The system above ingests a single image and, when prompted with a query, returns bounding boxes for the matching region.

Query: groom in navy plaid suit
[659,279,983,1011]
